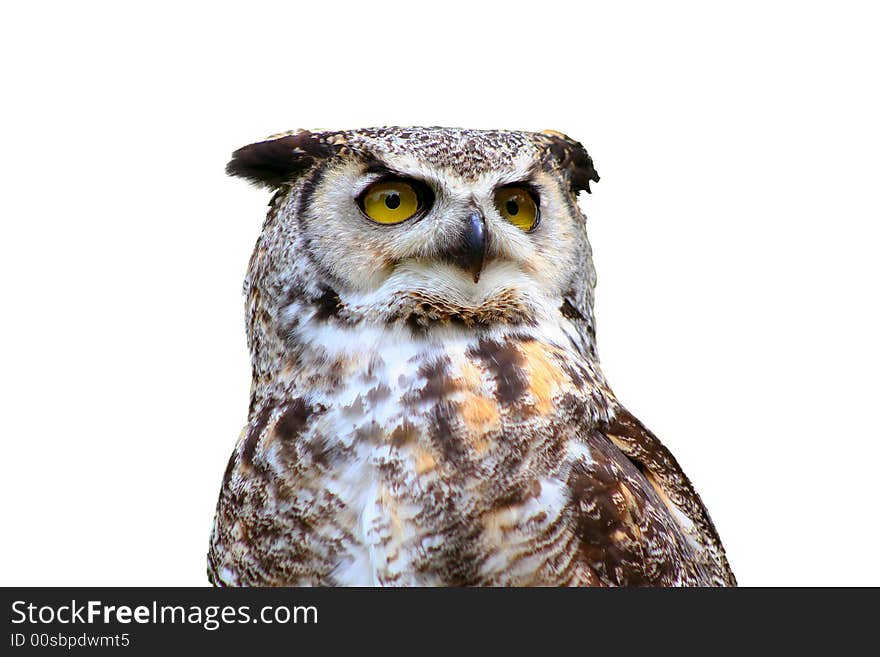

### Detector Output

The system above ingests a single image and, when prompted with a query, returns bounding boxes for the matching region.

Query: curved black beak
[449,212,487,283]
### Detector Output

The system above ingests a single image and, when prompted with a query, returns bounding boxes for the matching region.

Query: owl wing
[580,407,736,586]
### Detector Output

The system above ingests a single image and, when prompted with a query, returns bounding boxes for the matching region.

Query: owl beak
[449,212,487,283]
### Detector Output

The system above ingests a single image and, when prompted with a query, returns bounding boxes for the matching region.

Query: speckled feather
[208,127,735,586]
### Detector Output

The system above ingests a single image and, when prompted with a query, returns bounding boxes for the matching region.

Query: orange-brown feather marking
[518,341,566,415]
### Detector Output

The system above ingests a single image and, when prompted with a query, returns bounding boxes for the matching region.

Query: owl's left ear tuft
[226,131,339,189]
[541,130,600,194]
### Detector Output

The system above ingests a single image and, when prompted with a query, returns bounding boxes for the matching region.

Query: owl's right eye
[358,179,425,225]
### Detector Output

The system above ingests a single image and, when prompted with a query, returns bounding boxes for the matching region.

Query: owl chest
[281,332,597,585]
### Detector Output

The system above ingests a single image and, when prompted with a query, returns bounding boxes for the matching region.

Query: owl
[208,126,735,587]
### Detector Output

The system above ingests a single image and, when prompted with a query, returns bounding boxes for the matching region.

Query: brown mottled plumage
[208,126,735,586]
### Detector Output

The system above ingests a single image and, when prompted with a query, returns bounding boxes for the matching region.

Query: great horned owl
[208,127,735,587]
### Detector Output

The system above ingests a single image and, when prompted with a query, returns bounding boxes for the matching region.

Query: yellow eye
[495,187,539,231]
[360,180,421,224]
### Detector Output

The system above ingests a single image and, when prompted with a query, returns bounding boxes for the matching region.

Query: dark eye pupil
[385,193,401,210]
[505,199,519,216]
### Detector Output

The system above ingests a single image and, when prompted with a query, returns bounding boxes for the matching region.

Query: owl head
[229,127,599,346]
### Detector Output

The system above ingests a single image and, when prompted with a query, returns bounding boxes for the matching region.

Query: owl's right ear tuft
[226,131,338,189]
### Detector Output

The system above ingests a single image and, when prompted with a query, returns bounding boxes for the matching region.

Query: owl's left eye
[358,179,425,225]
[495,186,539,231]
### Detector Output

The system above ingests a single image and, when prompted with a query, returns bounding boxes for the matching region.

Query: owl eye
[359,179,423,225]
[495,186,539,231]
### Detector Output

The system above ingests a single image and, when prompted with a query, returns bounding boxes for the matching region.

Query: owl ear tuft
[541,130,600,194]
[226,131,338,189]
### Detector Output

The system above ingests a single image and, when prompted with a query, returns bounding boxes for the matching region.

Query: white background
[1,1,878,586]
